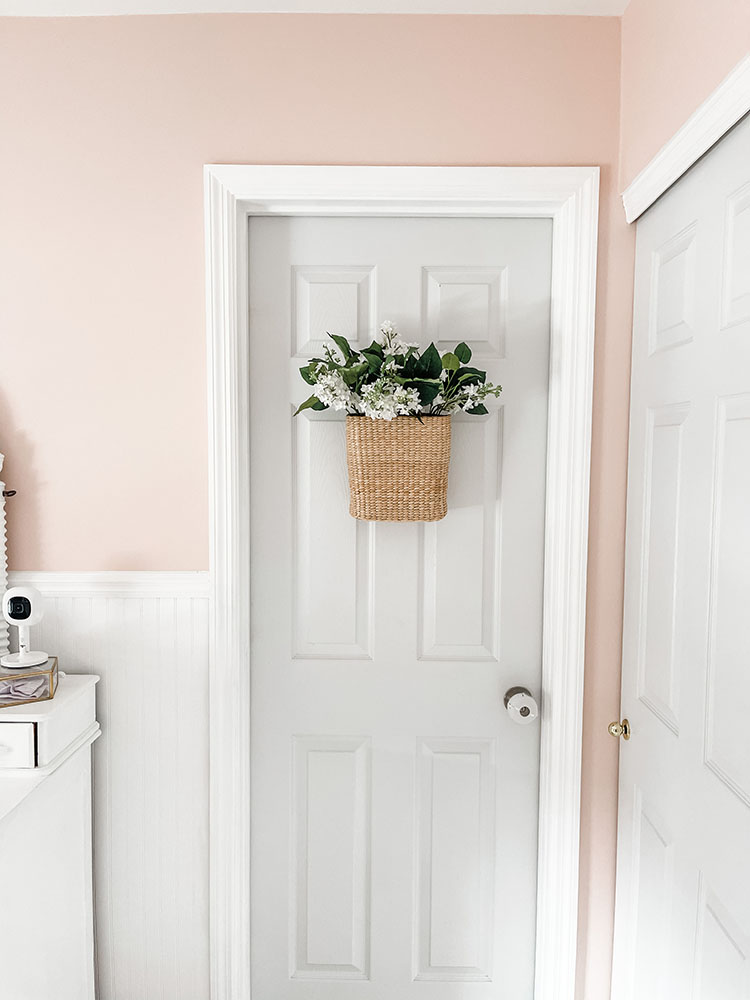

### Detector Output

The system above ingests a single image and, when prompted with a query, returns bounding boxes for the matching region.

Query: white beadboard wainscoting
[9,571,211,1000]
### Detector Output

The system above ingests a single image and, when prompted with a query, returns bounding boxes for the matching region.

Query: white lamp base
[1,651,49,669]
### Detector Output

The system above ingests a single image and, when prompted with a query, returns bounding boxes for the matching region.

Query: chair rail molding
[204,163,600,1000]
[622,53,750,223]
[8,570,210,597]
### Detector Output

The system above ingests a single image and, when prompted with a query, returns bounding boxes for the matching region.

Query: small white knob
[504,686,539,726]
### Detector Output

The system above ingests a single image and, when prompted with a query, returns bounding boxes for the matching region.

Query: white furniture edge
[0,722,101,776]
[622,53,750,223]
[204,163,600,1000]
[8,570,210,598]
[0,721,101,881]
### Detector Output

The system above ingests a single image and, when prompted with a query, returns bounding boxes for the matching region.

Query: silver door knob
[504,686,539,725]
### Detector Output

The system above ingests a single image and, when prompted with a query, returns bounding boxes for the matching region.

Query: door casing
[204,164,600,1000]
[621,53,750,223]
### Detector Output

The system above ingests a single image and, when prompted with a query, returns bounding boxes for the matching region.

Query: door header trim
[204,164,600,1000]
[622,53,750,224]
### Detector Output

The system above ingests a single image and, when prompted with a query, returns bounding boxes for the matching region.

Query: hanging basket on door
[345,415,451,521]
[294,323,502,522]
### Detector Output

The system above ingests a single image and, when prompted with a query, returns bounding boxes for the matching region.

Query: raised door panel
[694,882,750,1000]
[720,182,750,331]
[636,404,688,733]
[422,266,507,359]
[291,736,372,980]
[419,413,503,661]
[704,394,750,807]
[293,416,373,660]
[293,265,376,358]
[631,792,675,1000]
[648,223,697,355]
[415,739,496,982]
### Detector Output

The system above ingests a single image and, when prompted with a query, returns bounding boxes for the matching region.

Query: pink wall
[0,14,632,999]
[620,0,750,188]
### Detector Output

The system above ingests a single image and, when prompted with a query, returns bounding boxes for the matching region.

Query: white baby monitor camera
[1,586,48,669]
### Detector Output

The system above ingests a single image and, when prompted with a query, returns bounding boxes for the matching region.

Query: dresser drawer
[0,723,36,768]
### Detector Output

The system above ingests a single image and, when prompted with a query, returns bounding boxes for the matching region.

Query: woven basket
[345,415,451,522]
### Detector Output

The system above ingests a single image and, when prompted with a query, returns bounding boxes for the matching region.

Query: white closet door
[613,116,750,1000]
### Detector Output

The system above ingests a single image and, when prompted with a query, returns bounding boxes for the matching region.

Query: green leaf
[401,354,421,378]
[361,349,383,372]
[328,333,355,363]
[365,340,384,357]
[294,394,327,416]
[403,378,442,406]
[457,366,487,385]
[455,342,472,364]
[465,403,489,415]
[420,343,442,379]
[441,352,460,371]
[340,361,369,387]
[299,364,318,386]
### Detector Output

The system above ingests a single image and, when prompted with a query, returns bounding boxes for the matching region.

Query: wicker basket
[345,415,451,522]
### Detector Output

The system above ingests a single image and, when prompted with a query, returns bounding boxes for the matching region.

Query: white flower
[375,321,418,356]
[461,385,481,411]
[360,378,421,420]
[323,343,347,365]
[454,380,502,412]
[312,369,358,412]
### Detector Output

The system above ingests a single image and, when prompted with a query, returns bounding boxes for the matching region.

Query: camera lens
[8,596,31,620]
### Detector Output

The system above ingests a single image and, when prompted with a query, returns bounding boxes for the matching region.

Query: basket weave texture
[345,415,451,522]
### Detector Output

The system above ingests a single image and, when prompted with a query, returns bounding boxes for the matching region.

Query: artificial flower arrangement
[295,322,502,522]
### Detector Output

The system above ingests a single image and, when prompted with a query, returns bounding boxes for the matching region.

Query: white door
[248,215,552,998]
[612,116,750,1000]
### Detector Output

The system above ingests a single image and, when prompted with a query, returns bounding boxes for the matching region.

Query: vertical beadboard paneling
[9,572,210,1000]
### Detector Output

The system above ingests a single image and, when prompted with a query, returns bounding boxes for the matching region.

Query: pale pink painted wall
[620,0,750,188]
[0,15,633,999]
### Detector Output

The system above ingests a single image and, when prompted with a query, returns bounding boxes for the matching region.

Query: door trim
[622,53,750,223]
[204,164,600,1000]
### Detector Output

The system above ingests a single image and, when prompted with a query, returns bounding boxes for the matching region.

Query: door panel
[249,215,552,998]
[419,411,503,661]
[415,738,496,981]
[613,115,750,1000]
[291,735,371,979]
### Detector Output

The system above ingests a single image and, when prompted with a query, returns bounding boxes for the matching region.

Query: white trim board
[204,163,599,1000]
[8,570,210,598]
[622,54,750,223]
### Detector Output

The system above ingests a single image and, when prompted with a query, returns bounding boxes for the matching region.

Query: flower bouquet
[295,322,502,521]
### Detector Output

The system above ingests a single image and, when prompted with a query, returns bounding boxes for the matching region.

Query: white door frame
[204,164,600,1000]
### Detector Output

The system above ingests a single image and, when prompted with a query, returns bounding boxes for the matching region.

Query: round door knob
[504,686,539,725]
[608,718,631,740]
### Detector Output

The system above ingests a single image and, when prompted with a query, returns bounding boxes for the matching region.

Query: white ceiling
[0,0,630,15]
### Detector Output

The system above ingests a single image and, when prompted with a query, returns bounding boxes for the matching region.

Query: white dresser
[0,675,100,1000]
